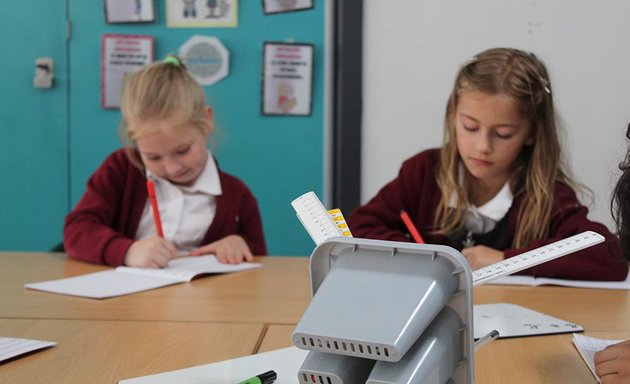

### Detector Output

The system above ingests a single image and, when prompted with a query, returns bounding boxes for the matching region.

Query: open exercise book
[488,272,630,290]
[24,255,261,299]
[572,334,625,383]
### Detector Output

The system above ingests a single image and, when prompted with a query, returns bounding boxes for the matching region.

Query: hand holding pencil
[122,179,177,268]
[124,237,178,268]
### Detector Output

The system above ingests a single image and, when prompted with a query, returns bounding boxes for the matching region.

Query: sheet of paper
[118,347,309,384]
[572,334,624,383]
[474,303,583,339]
[0,337,56,362]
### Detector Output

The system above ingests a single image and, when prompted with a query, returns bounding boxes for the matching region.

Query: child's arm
[64,150,144,266]
[190,176,266,263]
[231,186,267,256]
[505,183,629,281]
[348,150,439,242]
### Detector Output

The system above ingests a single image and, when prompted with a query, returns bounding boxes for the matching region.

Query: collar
[475,181,513,221]
[448,163,513,221]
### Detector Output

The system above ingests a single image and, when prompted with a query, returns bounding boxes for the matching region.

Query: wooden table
[0,252,311,324]
[0,319,262,384]
[474,284,630,332]
[1,251,629,383]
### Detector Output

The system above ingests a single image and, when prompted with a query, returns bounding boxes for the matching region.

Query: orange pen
[146,180,164,238]
[400,210,425,244]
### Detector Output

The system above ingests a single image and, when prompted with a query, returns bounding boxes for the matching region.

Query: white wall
[362,0,630,230]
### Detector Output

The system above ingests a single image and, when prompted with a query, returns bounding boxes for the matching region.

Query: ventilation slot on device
[300,372,333,384]
[298,336,391,359]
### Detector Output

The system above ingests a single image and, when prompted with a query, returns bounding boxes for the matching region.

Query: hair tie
[163,55,181,66]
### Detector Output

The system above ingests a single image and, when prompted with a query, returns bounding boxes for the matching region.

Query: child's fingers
[243,249,254,262]
[214,251,229,264]
[160,239,179,256]
[596,346,620,364]
[595,359,621,380]
[189,244,214,256]
[175,250,190,258]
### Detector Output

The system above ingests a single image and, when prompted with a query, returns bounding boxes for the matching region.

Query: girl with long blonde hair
[349,48,627,281]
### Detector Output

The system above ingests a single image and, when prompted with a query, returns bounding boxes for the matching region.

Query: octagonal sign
[179,35,229,86]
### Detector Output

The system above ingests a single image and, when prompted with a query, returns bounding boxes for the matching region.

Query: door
[0,1,68,250]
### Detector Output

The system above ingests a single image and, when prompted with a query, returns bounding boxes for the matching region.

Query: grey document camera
[291,237,475,384]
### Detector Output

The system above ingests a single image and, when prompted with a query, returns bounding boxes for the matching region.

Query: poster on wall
[104,0,155,23]
[167,0,238,28]
[101,34,154,109]
[179,35,229,86]
[262,42,313,116]
[262,0,313,14]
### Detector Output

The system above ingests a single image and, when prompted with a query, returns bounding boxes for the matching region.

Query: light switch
[34,57,54,89]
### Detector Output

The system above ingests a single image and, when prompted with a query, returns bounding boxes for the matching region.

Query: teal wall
[0,1,68,251]
[2,1,324,256]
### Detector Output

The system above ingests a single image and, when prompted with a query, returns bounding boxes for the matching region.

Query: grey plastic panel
[291,237,475,384]
[367,306,463,384]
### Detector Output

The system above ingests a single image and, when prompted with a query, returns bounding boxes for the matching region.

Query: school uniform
[64,148,266,266]
[348,149,628,281]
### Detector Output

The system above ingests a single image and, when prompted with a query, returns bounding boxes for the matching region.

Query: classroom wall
[0,1,68,251]
[362,0,630,231]
[0,1,328,255]
[71,1,329,257]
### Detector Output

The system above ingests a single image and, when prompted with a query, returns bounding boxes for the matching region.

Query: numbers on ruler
[292,191,352,245]
[472,231,604,286]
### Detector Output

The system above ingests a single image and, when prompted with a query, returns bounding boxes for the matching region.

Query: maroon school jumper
[64,149,267,266]
[348,149,628,281]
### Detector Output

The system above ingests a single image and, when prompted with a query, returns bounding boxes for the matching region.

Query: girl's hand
[461,245,504,270]
[124,237,178,268]
[189,235,254,264]
[595,340,630,383]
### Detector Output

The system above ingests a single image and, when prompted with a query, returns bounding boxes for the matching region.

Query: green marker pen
[238,370,277,384]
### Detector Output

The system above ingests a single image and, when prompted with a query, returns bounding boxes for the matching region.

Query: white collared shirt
[462,182,513,234]
[136,151,223,250]
[449,165,514,235]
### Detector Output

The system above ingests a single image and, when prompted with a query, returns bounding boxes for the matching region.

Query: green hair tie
[163,55,181,66]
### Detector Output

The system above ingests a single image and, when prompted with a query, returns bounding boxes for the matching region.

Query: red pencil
[400,210,425,244]
[146,180,164,238]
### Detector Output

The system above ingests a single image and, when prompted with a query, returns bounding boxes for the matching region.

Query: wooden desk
[2,252,630,383]
[0,252,311,324]
[474,285,630,332]
[0,319,262,384]
[6,253,629,329]
[258,324,295,353]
